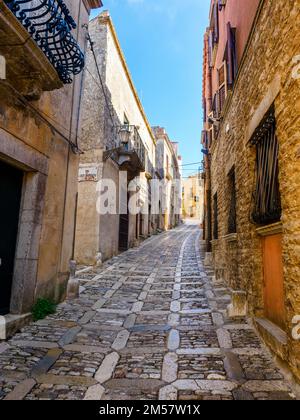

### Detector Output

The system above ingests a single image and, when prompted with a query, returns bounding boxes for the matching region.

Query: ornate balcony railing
[5,0,85,84]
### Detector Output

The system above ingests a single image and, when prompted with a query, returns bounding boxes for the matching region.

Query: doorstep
[254,318,288,360]
[0,313,32,340]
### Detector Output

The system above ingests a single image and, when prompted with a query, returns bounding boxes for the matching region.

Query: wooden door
[262,234,285,330]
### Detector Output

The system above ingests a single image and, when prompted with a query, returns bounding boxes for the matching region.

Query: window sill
[223,233,238,242]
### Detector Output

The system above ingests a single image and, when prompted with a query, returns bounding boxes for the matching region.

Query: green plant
[31,299,56,321]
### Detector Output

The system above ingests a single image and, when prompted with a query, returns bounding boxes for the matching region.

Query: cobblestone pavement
[0,223,297,400]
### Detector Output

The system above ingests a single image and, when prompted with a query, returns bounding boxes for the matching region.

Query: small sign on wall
[78,166,98,182]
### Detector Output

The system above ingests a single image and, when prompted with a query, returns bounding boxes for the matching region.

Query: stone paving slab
[0,224,297,400]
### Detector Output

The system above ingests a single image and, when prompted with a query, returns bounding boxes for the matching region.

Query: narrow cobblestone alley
[0,223,297,400]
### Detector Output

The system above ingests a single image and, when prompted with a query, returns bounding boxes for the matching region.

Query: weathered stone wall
[210,0,300,380]
[182,176,204,222]
[0,0,92,313]
[75,12,158,263]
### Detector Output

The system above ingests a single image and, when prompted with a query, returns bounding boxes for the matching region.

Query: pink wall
[203,0,260,118]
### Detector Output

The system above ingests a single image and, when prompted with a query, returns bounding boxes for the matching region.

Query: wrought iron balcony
[4,0,85,84]
[103,125,146,179]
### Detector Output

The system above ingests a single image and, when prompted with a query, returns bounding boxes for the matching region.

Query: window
[251,105,281,226]
[217,61,228,114]
[213,193,219,239]
[212,93,219,119]
[207,123,213,148]
[218,0,226,10]
[212,1,219,44]
[228,167,237,234]
[203,98,207,123]
[208,1,220,68]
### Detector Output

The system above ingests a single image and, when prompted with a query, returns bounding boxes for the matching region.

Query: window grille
[251,105,282,226]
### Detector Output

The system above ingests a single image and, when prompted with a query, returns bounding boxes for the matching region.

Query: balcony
[0,1,85,99]
[104,125,146,179]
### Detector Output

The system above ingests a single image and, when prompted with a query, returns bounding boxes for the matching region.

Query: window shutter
[203,98,207,122]
[227,23,238,87]
[213,3,219,44]
[212,93,217,118]
[227,22,234,87]
[217,61,228,113]
[208,30,213,67]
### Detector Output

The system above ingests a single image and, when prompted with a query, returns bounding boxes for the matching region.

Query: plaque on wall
[78,166,98,182]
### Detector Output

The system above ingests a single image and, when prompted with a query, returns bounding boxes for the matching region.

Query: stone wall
[75,12,158,264]
[210,0,300,380]
[0,0,93,314]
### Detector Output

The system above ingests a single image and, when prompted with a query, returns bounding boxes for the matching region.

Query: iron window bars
[251,105,282,226]
[5,0,85,84]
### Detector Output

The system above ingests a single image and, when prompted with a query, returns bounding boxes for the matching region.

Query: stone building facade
[75,12,159,265]
[152,127,182,231]
[202,0,300,381]
[0,0,101,338]
[182,174,204,222]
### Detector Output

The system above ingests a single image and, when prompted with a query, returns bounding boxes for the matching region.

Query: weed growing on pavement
[31,299,56,321]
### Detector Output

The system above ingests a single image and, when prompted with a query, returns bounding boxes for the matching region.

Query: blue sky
[91,0,210,176]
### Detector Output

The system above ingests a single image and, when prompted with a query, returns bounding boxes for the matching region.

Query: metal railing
[5,0,85,83]
[250,106,282,226]
[116,125,146,169]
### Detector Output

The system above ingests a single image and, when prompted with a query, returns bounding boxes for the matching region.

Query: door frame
[0,129,48,314]
[0,160,23,315]
[257,222,286,330]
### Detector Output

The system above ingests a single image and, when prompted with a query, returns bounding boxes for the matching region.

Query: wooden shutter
[213,2,219,44]
[226,23,237,87]
[218,61,228,113]
[208,30,213,67]
[227,22,234,86]
[208,112,216,146]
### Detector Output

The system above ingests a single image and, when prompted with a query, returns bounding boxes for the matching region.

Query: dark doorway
[119,214,129,251]
[148,205,151,235]
[119,193,129,251]
[0,160,23,315]
[139,214,143,236]
[136,214,139,240]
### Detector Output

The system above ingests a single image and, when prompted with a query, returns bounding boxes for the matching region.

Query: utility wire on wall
[0,80,82,153]
[85,28,115,127]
